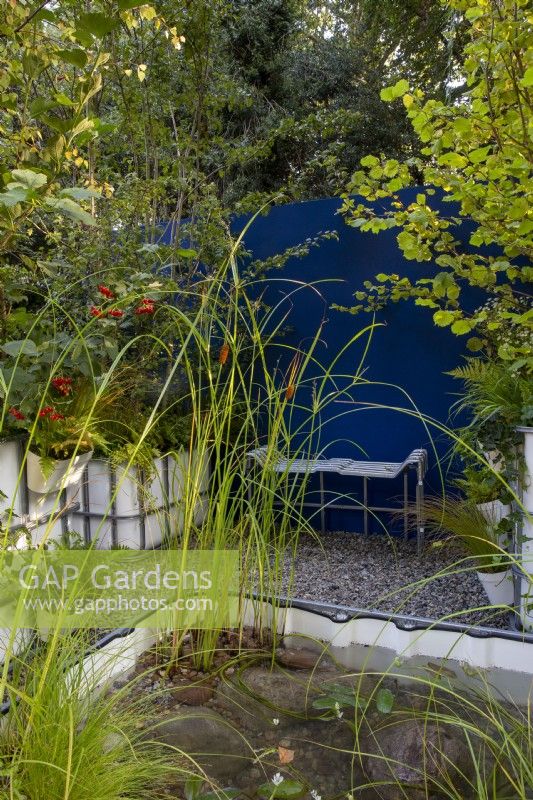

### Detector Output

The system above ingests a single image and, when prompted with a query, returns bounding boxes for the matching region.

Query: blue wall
[234,193,470,534]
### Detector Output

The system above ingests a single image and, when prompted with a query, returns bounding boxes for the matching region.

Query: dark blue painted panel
[230,193,470,533]
[160,191,473,534]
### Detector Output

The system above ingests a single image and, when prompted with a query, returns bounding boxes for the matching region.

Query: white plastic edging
[71,629,159,695]
[2,598,528,712]
[60,600,533,705]
[240,600,533,676]
[1,441,210,550]
[26,450,93,495]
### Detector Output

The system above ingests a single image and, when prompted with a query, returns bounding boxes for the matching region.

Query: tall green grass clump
[0,633,176,800]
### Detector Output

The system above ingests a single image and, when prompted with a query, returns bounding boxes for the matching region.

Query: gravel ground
[279,532,511,629]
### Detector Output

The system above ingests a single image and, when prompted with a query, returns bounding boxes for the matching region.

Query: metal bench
[246,447,428,553]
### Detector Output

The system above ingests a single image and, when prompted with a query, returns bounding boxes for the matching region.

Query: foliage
[4,373,124,459]
[257,777,305,799]
[0,1,107,258]
[0,634,174,799]
[221,0,463,207]
[449,357,532,486]
[421,494,510,573]
[0,0,201,459]
[338,0,533,374]
[0,0,471,461]
[453,462,506,505]
[184,777,239,800]
[312,682,395,717]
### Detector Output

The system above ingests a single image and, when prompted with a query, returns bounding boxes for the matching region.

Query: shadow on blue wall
[233,193,471,534]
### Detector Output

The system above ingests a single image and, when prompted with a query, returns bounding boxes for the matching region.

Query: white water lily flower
[272,773,284,786]
[334,701,343,719]
[272,718,280,726]
[310,790,322,800]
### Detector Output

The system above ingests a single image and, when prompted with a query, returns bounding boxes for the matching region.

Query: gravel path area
[280,532,511,629]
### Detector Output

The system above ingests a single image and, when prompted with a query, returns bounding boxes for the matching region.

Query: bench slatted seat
[246,447,428,553]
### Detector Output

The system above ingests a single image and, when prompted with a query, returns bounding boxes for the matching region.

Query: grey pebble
[275,532,509,629]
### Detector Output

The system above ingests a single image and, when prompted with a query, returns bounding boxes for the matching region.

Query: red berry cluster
[39,406,65,421]
[51,376,73,396]
[135,298,156,315]
[9,407,25,420]
[90,285,154,319]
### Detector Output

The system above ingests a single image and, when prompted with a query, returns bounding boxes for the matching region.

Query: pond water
[114,628,533,800]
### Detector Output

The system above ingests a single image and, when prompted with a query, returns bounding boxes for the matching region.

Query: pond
[111,628,533,800]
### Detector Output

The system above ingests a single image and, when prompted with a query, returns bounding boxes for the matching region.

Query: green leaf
[469,146,491,164]
[311,683,360,711]
[517,219,533,235]
[453,118,471,134]
[257,780,305,799]
[30,98,60,117]
[433,310,456,327]
[33,9,56,22]
[432,272,457,299]
[1,340,39,358]
[201,791,240,800]
[46,197,96,226]
[54,92,76,107]
[10,169,48,189]
[522,67,533,87]
[465,6,484,19]
[118,0,146,7]
[70,118,96,138]
[437,152,468,168]
[0,368,7,398]
[375,688,395,714]
[451,319,474,335]
[360,155,379,168]
[415,298,438,308]
[312,696,344,711]
[59,187,101,200]
[184,777,203,800]
[40,114,75,134]
[466,337,484,352]
[380,79,409,102]
[0,188,28,207]
[57,49,88,68]
[177,248,198,258]
[77,12,119,38]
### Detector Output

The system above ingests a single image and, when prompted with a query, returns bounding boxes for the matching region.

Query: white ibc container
[0,439,24,520]
[68,450,210,550]
[516,427,533,631]
[1,440,70,547]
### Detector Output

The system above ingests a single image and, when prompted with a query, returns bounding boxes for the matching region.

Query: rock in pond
[215,664,334,731]
[363,718,475,799]
[172,683,214,705]
[275,646,333,670]
[147,706,250,781]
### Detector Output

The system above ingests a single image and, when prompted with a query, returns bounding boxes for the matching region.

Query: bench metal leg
[319,471,325,534]
[403,469,409,540]
[363,476,369,536]
[416,464,424,555]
